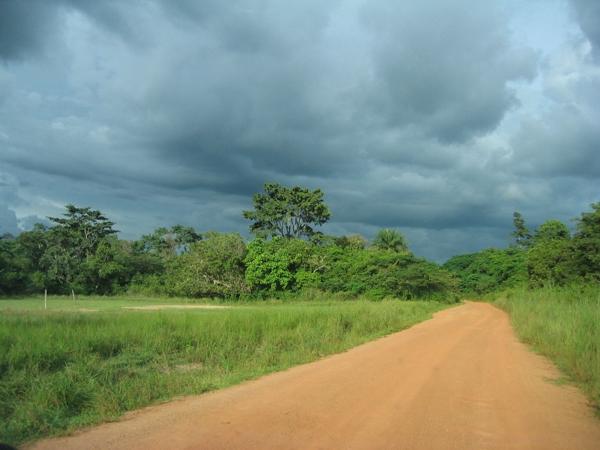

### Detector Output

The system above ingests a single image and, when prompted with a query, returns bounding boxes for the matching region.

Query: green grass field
[0,296,448,446]
[492,285,600,414]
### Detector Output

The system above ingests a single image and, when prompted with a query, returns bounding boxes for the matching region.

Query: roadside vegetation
[0,299,446,445]
[444,204,600,413]
[2,182,600,444]
[491,286,600,413]
[0,183,457,302]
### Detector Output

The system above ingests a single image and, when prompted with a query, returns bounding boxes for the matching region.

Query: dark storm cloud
[360,0,537,143]
[0,0,58,60]
[511,110,600,178]
[123,0,537,197]
[62,0,136,39]
[0,0,598,261]
[0,0,138,61]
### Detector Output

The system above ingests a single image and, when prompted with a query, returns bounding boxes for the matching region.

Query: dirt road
[31,302,600,450]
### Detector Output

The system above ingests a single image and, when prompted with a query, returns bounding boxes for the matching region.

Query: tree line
[1,182,599,300]
[443,205,600,293]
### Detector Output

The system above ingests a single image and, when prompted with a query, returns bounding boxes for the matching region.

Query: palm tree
[372,228,409,253]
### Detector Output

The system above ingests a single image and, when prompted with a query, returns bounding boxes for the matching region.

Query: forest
[1,183,599,301]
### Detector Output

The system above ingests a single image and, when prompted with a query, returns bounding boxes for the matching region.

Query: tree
[524,219,573,286]
[511,211,532,249]
[334,234,368,250]
[48,204,117,259]
[533,219,570,243]
[135,225,201,257]
[244,238,316,291]
[372,229,409,253]
[38,233,79,293]
[167,232,248,297]
[16,224,49,272]
[243,183,331,239]
[443,248,527,294]
[572,202,600,279]
[527,239,574,287]
[0,236,28,294]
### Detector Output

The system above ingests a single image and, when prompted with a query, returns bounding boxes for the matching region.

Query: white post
[72,289,75,301]
[44,289,47,310]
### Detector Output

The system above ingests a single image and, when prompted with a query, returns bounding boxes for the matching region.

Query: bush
[167,232,248,298]
[443,248,527,294]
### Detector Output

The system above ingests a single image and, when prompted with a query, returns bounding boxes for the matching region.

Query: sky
[0,0,599,262]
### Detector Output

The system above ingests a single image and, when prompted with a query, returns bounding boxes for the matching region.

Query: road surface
[30,302,600,450]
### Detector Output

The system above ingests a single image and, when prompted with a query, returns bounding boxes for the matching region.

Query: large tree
[243,183,331,239]
[48,204,117,259]
[38,205,119,293]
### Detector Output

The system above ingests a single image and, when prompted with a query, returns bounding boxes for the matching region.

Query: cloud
[0,0,59,61]
[569,0,600,59]
[0,0,598,261]
[360,0,538,143]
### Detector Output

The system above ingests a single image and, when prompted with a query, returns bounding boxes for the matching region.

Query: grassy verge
[491,285,600,413]
[0,297,448,446]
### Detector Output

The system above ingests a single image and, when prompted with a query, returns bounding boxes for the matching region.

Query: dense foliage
[243,183,331,239]
[0,184,457,302]
[444,203,600,294]
[2,185,599,300]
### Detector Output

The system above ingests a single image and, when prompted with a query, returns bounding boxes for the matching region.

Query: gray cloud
[0,0,58,60]
[0,206,18,235]
[570,0,600,59]
[361,0,537,143]
[512,109,600,178]
[0,0,598,261]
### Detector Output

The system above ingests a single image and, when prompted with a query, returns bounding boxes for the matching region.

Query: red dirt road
[30,302,600,450]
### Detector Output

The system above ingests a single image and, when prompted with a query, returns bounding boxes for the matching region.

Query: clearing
[30,302,600,450]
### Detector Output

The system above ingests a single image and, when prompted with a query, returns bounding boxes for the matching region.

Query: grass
[0,296,448,446]
[491,284,600,413]
[0,295,225,312]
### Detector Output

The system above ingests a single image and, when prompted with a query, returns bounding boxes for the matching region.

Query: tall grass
[493,285,600,412]
[0,300,446,446]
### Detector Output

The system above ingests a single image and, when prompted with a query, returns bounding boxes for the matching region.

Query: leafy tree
[27,205,119,293]
[572,202,600,279]
[443,248,527,294]
[527,239,575,287]
[167,232,248,297]
[48,204,117,259]
[38,231,79,293]
[525,219,574,287]
[16,224,49,271]
[243,183,331,239]
[534,219,570,243]
[78,237,130,294]
[334,234,368,250]
[244,238,319,291]
[372,228,409,253]
[135,225,201,257]
[511,211,532,249]
[0,236,28,294]
[320,246,457,301]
